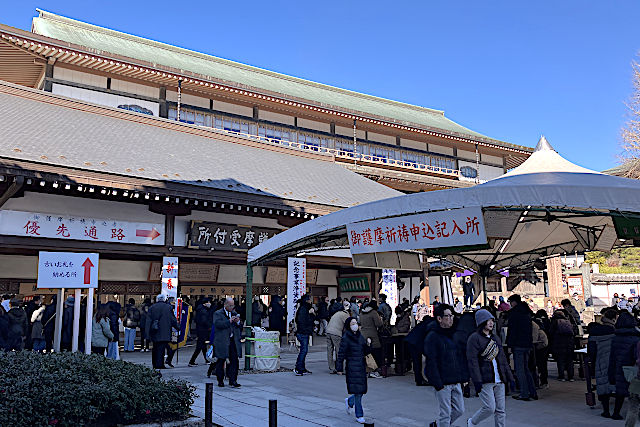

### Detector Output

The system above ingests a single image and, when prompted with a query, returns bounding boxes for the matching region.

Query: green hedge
[0,351,196,426]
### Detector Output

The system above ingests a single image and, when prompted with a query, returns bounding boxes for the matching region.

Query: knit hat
[156,293,167,302]
[475,309,495,327]
[343,300,351,310]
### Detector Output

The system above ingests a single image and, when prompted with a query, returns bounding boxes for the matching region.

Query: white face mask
[350,323,359,332]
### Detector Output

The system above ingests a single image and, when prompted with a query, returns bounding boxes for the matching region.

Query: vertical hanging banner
[287,257,306,333]
[162,256,178,299]
[381,268,399,325]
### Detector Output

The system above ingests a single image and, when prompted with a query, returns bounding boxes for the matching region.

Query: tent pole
[244,262,253,371]
[482,275,488,306]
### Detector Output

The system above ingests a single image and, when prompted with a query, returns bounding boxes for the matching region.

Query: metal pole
[269,399,277,427]
[204,382,213,427]
[482,275,488,306]
[54,288,64,352]
[244,262,253,371]
[84,287,94,355]
[71,288,81,352]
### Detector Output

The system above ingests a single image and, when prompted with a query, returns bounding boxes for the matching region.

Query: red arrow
[82,257,94,285]
[136,228,161,240]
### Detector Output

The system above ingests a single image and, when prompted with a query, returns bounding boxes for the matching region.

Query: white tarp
[248,138,640,268]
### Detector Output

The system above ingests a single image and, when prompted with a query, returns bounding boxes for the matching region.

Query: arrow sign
[136,228,161,240]
[82,257,95,285]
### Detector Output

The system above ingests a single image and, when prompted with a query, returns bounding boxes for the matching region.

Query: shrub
[0,351,196,426]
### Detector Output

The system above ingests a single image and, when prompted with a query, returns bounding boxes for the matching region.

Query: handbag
[365,354,378,372]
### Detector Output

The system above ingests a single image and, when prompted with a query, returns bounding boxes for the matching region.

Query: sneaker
[302,369,313,375]
[345,397,352,415]
[468,418,474,426]
[294,369,304,376]
[370,371,382,378]
[188,362,198,367]
[568,379,575,382]
[356,417,366,424]
[557,378,566,382]
[165,362,174,368]
[330,370,338,374]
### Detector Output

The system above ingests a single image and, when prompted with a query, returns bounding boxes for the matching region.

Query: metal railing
[205,125,460,178]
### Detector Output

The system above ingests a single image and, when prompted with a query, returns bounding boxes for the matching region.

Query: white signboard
[37,251,99,288]
[346,207,487,254]
[0,210,165,245]
[287,257,306,332]
[162,257,178,299]
[381,268,398,325]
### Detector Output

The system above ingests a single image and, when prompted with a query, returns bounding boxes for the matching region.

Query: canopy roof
[248,137,640,274]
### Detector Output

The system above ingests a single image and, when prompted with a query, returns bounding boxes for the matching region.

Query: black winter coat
[295,302,314,335]
[106,301,121,341]
[195,304,213,338]
[0,313,7,349]
[424,323,469,390]
[467,331,514,385]
[317,301,329,320]
[61,304,74,345]
[268,297,286,334]
[506,302,533,349]
[550,317,574,357]
[124,304,141,328]
[609,324,640,396]
[145,301,178,342]
[328,301,343,318]
[587,321,616,396]
[42,301,57,334]
[336,330,371,395]
[6,307,28,339]
[139,304,151,340]
[404,317,434,349]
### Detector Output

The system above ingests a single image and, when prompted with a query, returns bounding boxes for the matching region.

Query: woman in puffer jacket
[550,310,574,381]
[336,316,371,424]
[91,306,114,356]
[608,311,640,420]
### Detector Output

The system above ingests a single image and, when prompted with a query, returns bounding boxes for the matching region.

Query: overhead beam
[0,176,24,208]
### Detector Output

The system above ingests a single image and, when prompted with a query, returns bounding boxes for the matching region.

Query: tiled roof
[0,80,401,208]
[31,10,528,151]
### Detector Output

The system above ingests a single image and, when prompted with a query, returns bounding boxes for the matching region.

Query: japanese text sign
[287,257,306,333]
[346,207,487,254]
[0,210,164,245]
[381,269,398,325]
[162,257,178,299]
[37,251,99,289]
[188,221,279,251]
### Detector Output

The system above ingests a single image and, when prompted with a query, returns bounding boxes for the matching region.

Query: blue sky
[4,1,640,171]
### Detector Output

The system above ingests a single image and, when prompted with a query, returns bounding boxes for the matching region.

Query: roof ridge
[35,10,448,118]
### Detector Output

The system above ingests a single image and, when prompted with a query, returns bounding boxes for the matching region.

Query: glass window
[460,166,478,178]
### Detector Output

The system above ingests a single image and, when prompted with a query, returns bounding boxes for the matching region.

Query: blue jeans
[124,328,136,351]
[513,347,536,398]
[107,341,119,360]
[32,339,46,352]
[348,394,364,418]
[295,333,309,372]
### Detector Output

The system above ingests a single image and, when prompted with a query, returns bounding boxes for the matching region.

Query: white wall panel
[51,84,159,116]
[54,67,107,88]
[260,110,295,126]
[298,118,331,133]
[214,100,253,117]
[335,125,365,139]
[368,132,396,145]
[429,144,454,156]
[110,79,158,99]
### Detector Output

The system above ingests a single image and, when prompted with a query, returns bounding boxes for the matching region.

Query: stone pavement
[121,341,634,426]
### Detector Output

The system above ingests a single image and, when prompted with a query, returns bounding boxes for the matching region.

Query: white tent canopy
[248,137,640,275]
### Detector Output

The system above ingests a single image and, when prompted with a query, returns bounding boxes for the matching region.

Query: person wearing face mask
[336,316,371,424]
[252,295,264,327]
[466,309,514,427]
[189,297,213,366]
[424,304,468,427]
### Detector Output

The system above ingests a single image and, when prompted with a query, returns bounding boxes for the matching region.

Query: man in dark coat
[251,296,263,327]
[268,296,286,337]
[61,296,75,352]
[506,294,537,401]
[41,295,57,352]
[23,296,41,350]
[294,294,315,375]
[328,299,343,318]
[145,294,179,369]
[336,316,371,423]
[317,296,329,336]
[463,276,475,309]
[424,304,467,427]
[213,297,243,387]
[189,298,213,366]
[608,311,640,420]
[105,299,121,359]
[123,298,141,352]
[6,299,28,351]
[404,315,433,386]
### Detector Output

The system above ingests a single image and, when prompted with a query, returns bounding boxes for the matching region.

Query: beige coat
[360,307,383,348]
